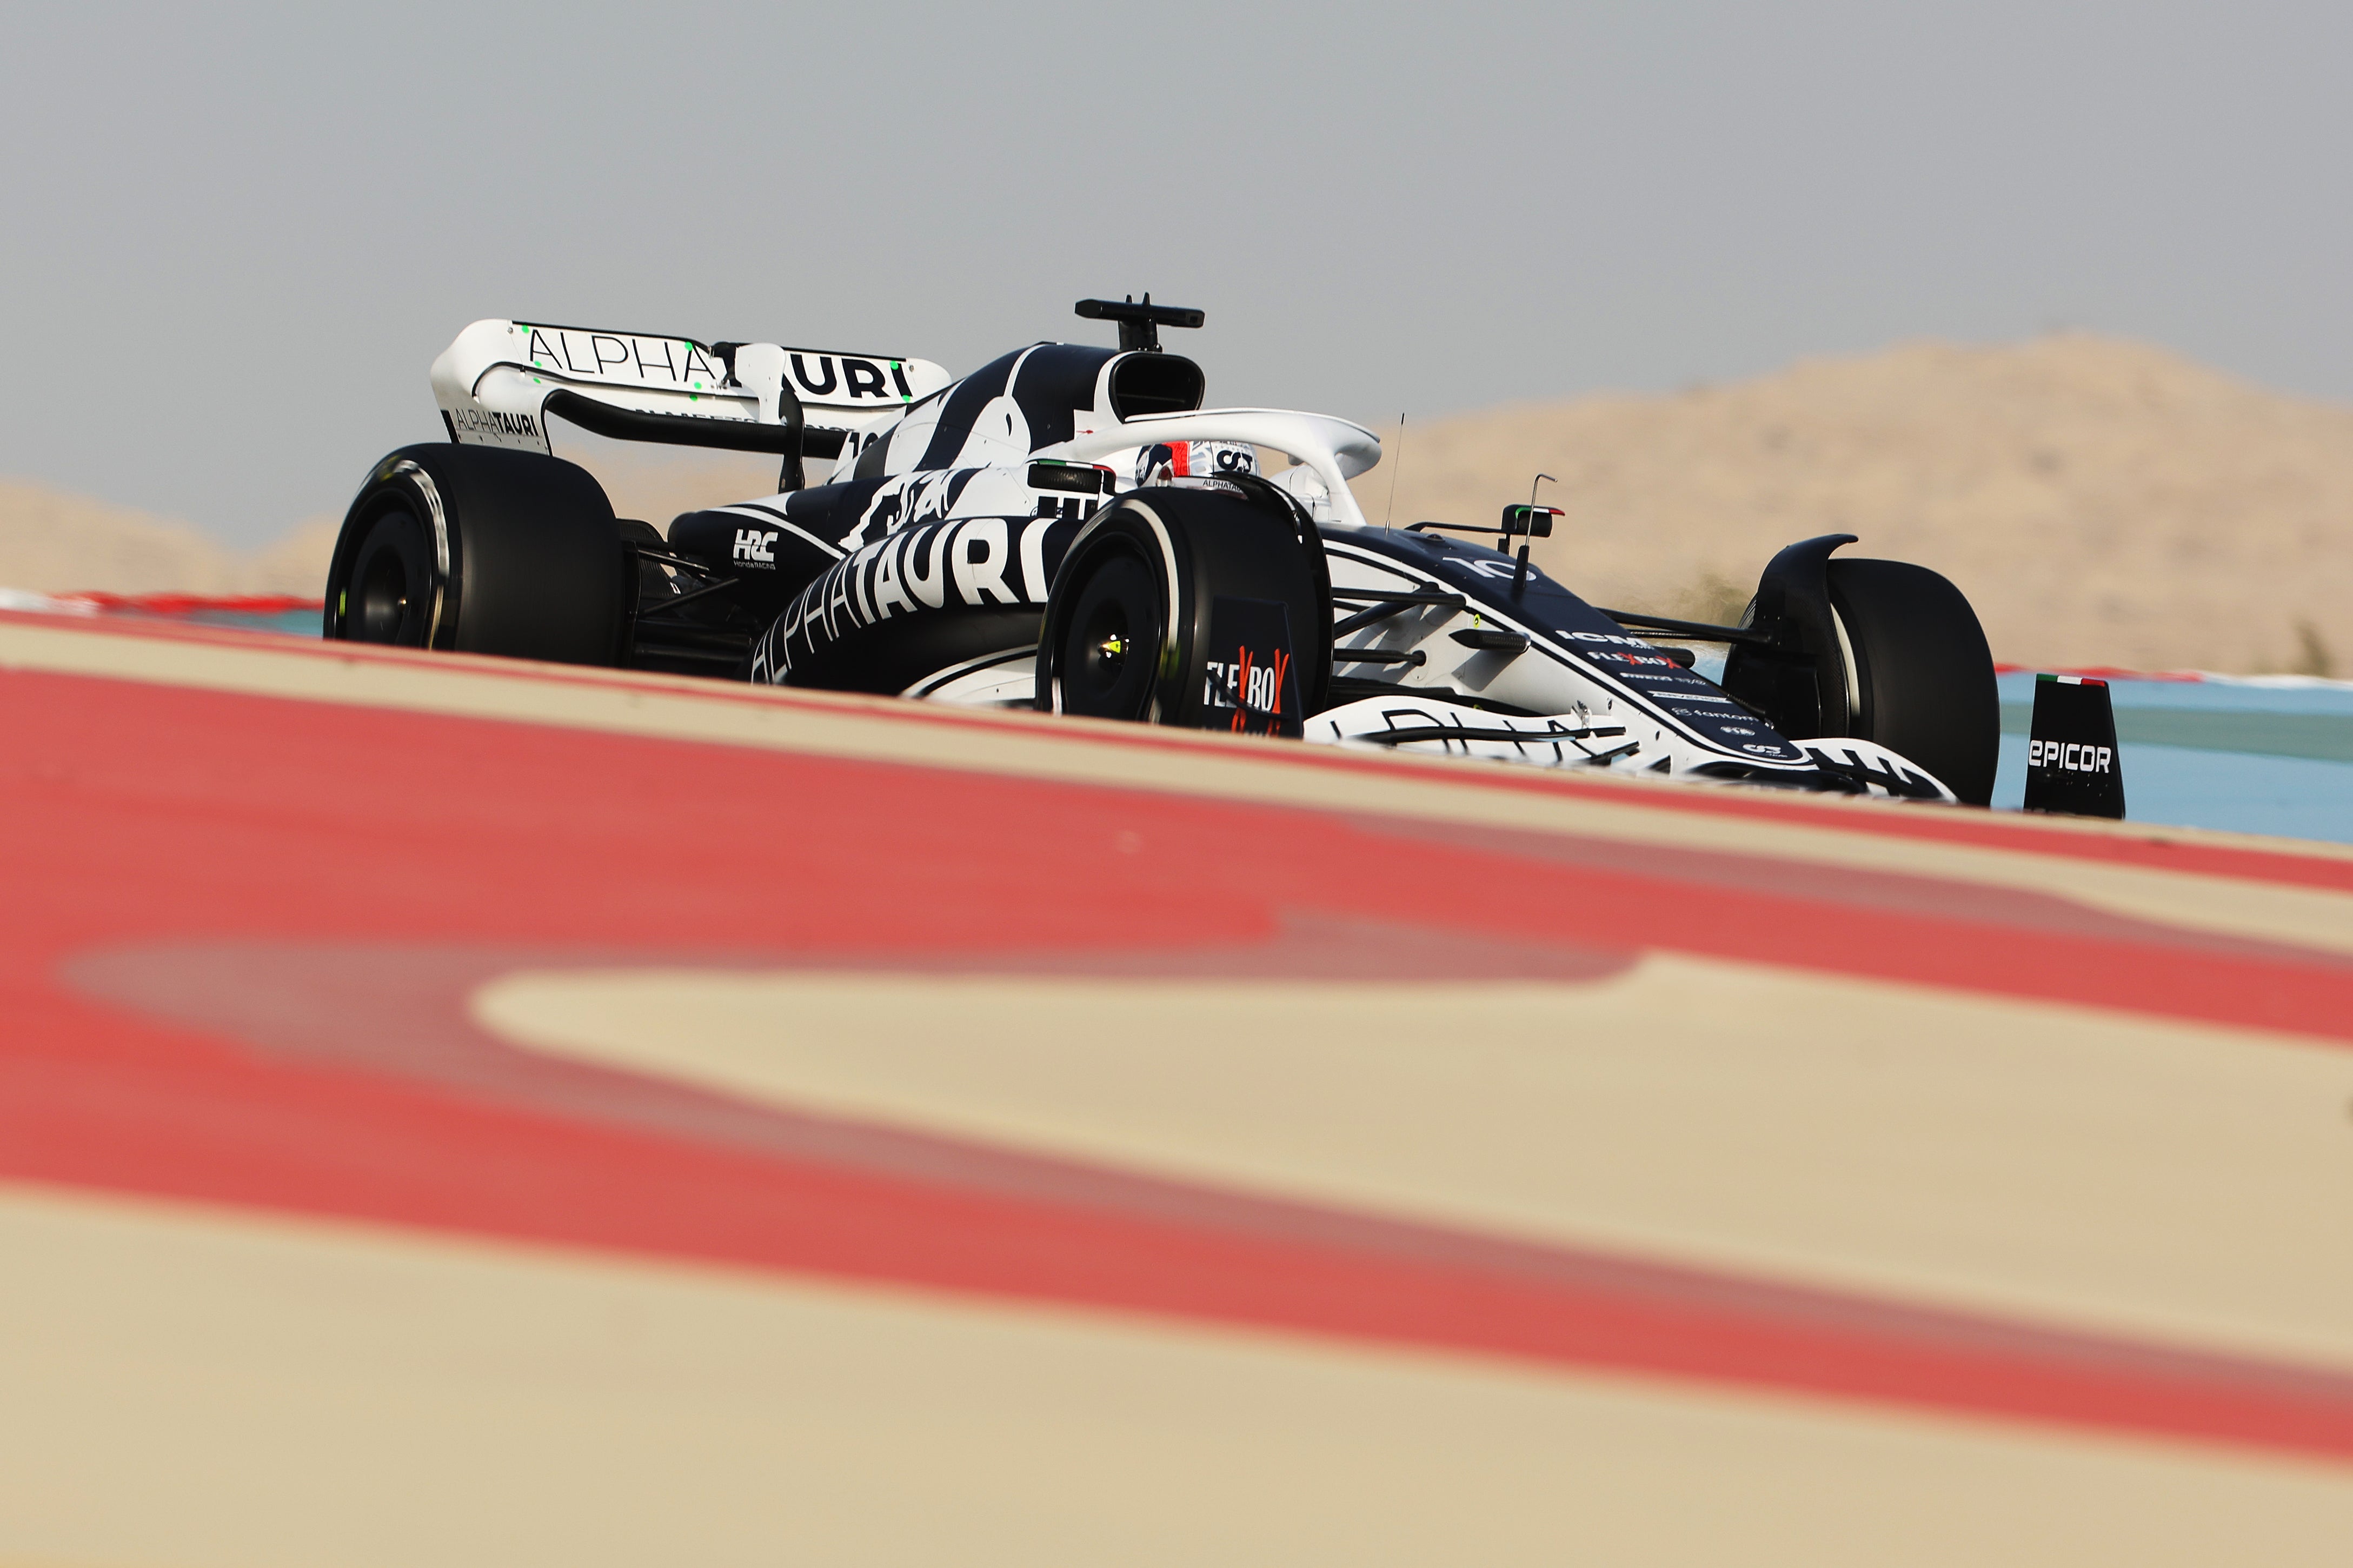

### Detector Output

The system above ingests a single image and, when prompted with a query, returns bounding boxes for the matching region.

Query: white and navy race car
[325,297,2000,804]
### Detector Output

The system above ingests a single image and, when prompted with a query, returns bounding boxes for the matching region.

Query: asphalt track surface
[7,611,2353,1565]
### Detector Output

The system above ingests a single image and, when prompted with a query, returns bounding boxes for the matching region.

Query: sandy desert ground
[5,334,2347,672]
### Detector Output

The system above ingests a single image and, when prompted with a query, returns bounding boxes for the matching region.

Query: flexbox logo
[733,528,776,566]
[1204,649,1291,723]
[1199,596,1304,739]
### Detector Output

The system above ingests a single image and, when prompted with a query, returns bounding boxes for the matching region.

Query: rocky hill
[0,479,333,598]
[1349,335,2353,674]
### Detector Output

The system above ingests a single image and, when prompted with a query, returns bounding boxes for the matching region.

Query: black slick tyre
[1036,484,1328,731]
[1054,539,1166,720]
[324,444,627,665]
[1826,558,2000,806]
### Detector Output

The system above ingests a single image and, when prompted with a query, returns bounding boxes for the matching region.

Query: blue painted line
[1995,732,2353,845]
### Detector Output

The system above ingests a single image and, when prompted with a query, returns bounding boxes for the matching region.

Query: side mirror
[1499,504,1560,538]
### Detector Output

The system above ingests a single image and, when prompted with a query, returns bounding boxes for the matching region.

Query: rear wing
[428,319,952,486]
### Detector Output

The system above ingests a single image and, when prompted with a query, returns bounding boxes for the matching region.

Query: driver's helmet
[1134,440,1258,487]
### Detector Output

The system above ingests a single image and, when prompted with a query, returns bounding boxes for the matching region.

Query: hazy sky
[4,2,2347,546]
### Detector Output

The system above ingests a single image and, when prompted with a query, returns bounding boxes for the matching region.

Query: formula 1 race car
[325,298,2000,804]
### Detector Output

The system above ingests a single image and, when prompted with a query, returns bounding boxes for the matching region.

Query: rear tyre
[1038,485,1327,731]
[1827,558,1999,806]
[325,444,627,665]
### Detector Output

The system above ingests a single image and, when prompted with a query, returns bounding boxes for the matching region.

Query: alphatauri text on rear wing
[428,318,953,488]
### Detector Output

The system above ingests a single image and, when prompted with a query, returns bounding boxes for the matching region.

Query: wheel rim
[344,505,433,645]
[1059,545,1163,720]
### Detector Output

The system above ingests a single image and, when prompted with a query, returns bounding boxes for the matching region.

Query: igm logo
[2029,739,2113,773]
[733,529,776,565]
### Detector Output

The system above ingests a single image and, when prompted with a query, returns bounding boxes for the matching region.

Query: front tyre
[1036,485,1328,732]
[1054,540,1166,722]
[1827,558,2000,806]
